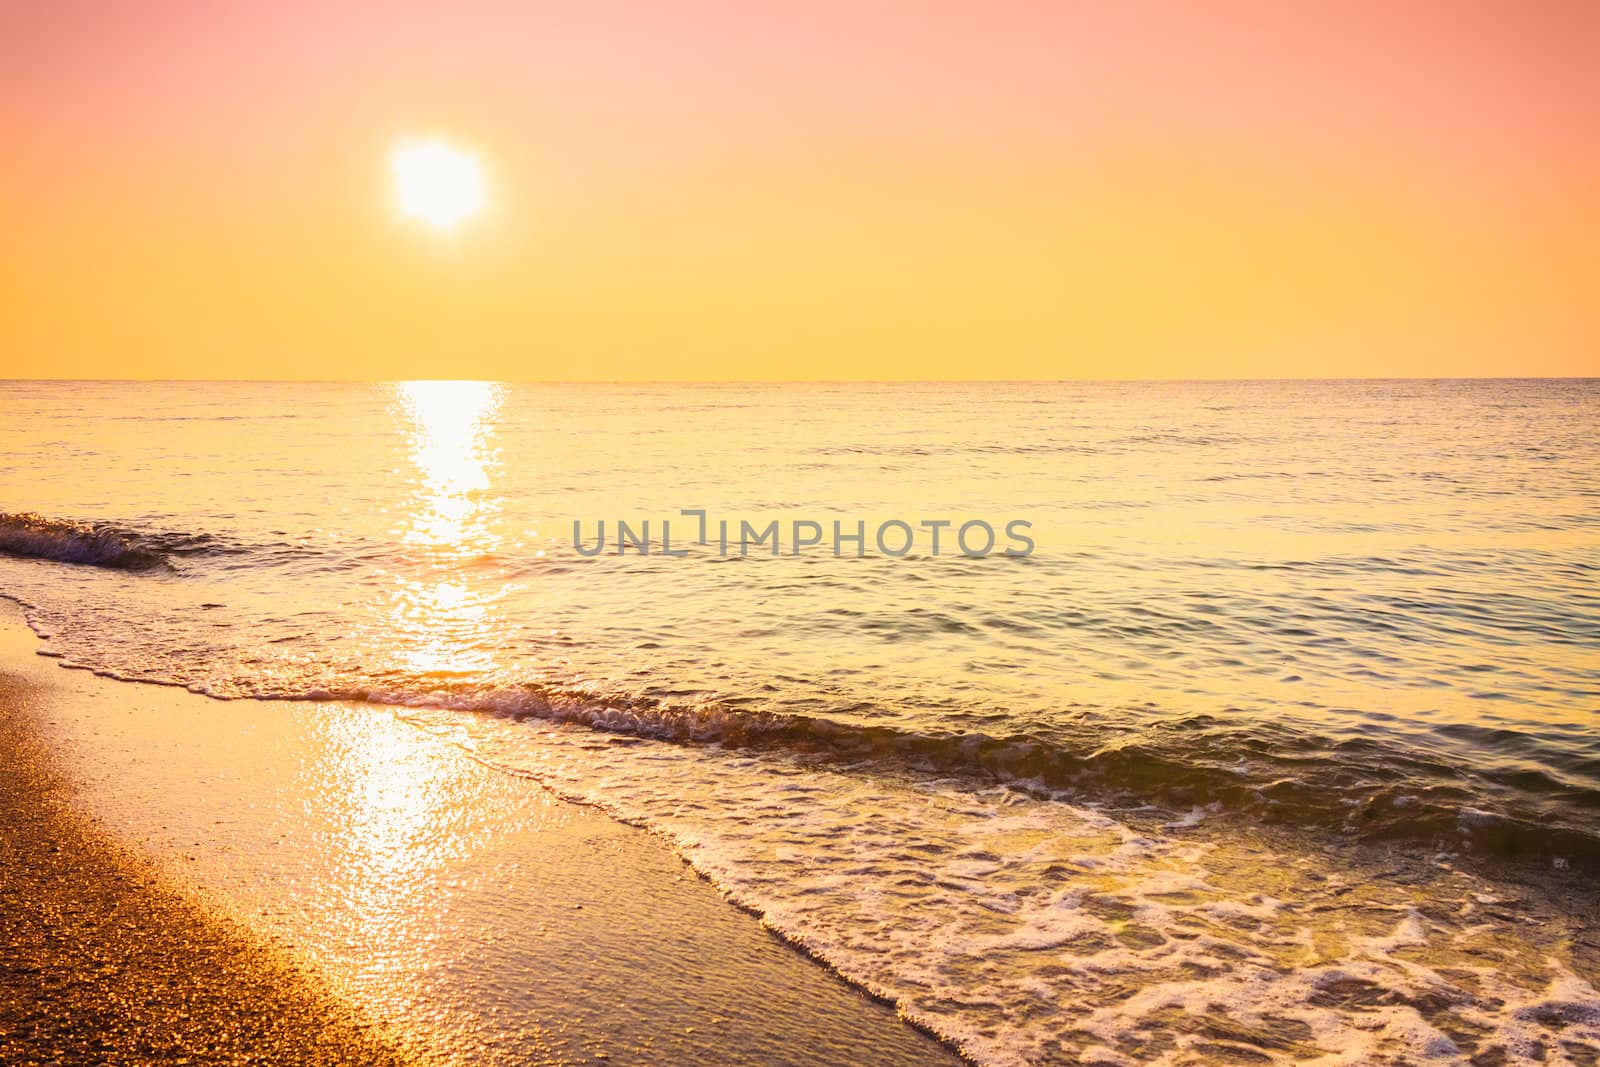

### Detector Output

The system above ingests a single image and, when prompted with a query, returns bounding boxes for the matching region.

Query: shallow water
[2,379,1598,1063]
[1,617,957,1067]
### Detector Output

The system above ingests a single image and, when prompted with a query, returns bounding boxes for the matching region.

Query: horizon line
[1,375,1596,386]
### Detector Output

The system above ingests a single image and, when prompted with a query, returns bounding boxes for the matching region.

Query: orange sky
[2,1,1596,380]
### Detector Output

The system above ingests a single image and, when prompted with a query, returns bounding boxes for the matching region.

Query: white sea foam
[396,706,1600,1067]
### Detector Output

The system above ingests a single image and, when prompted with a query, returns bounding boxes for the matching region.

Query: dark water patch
[0,512,178,571]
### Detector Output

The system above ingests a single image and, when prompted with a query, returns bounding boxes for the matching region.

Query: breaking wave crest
[245,675,1600,869]
[0,512,269,572]
[0,512,177,571]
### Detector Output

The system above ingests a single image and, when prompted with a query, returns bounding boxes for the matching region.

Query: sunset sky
[3,1,1596,380]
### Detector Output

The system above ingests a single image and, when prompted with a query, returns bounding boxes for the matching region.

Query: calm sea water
[3,379,1597,1065]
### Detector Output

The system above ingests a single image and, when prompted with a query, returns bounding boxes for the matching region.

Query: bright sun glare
[390,137,485,230]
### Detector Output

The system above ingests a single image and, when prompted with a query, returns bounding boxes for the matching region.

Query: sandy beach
[0,603,961,1065]
[0,681,411,1065]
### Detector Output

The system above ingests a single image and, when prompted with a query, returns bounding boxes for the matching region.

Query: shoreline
[6,588,1598,1065]
[0,604,963,1065]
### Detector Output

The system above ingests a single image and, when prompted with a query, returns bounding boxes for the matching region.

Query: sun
[390,136,485,230]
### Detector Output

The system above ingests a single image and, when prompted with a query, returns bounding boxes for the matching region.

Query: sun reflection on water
[284,383,517,1011]
[396,380,504,555]
[386,380,510,676]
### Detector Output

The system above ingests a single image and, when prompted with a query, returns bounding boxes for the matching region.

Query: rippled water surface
[2,379,1597,1064]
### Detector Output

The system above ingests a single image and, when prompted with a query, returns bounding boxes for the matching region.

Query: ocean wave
[0,512,178,571]
[230,673,1600,869]
[0,511,325,573]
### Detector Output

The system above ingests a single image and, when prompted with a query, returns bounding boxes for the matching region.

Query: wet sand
[0,604,961,1065]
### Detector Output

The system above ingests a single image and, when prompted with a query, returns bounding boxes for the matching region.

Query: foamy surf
[391,704,1600,1066]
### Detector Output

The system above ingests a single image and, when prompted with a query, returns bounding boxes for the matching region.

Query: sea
[2,378,1597,1065]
